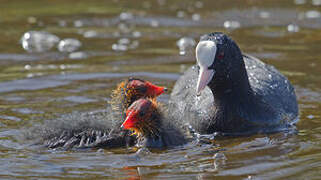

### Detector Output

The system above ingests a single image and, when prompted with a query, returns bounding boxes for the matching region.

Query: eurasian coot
[27,78,166,149]
[169,32,298,135]
[121,98,186,148]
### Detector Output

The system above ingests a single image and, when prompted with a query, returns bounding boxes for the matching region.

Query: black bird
[169,32,298,135]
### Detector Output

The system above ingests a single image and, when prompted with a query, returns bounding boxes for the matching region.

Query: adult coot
[27,78,166,149]
[122,98,186,148]
[169,32,298,135]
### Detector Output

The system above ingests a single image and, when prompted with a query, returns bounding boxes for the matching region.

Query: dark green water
[0,0,320,179]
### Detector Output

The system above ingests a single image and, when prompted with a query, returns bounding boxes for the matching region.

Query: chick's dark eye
[136,86,147,94]
[139,111,145,117]
[217,52,224,59]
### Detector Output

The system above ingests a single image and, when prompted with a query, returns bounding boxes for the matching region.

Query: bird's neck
[209,64,252,106]
[206,59,255,132]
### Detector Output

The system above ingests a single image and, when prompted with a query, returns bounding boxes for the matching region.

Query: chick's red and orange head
[126,78,166,98]
[121,98,159,136]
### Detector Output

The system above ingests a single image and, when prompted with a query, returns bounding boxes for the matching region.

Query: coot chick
[110,77,167,120]
[122,98,186,148]
[27,78,166,149]
[169,32,298,135]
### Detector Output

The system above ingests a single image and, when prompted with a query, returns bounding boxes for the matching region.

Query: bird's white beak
[196,67,215,94]
[195,40,217,94]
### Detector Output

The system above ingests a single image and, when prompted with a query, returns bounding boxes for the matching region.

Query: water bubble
[176,37,196,55]
[24,64,31,70]
[268,74,272,79]
[132,31,142,38]
[57,38,82,52]
[119,12,134,21]
[312,0,321,6]
[259,11,270,18]
[83,30,98,38]
[287,24,300,32]
[112,66,120,71]
[294,0,306,5]
[192,13,201,21]
[27,16,37,24]
[177,11,186,18]
[73,20,84,27]
[307,114,314,119]
[68,52,88,59]
[20,31,60,52]
[118,38,130,45]
[223,20,241,29]
[27,73,34,78]
[112,43,128,51]
[150,20,159,27]
[305,10,321,18]
[48,64,57,69]
[60,64,66,70]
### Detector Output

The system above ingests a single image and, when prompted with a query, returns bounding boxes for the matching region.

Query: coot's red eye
[217,52,224,59]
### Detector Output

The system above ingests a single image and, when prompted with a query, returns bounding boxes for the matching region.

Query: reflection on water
[0,0,320,179]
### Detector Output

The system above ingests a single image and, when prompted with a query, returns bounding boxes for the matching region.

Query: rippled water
[0,0,320,179]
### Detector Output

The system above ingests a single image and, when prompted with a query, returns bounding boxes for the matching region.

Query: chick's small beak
[146,82,167,96]
[121,110,136,130]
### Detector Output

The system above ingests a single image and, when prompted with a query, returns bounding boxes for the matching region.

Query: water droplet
[69,52,88,59]
[112,44,128,51]
[307,114,314,119]
[24,64,31,70]
[150,20,159,27]
[259,11,270,19]
[83,30,98,38]
[176,37,196,56]
[223,20,241,29]
[57,38,82,52]
[268,74,272,79]
[118,38,130,45]
[27,16,37,24]
[119,12,133,21]
[192,13,201,21]
[312,0,321,6]
[294,0,306,5]
[305,10,321,18]
[73,20,84,27]
[20,31,60,52]
[287,24,300,32]
[132,31,142,38]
